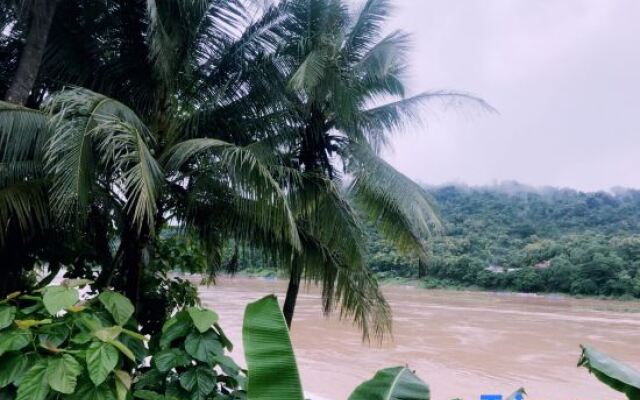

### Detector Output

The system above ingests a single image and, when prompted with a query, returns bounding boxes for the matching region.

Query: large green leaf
[187,308,218,333]
[0,307,16,330]
[242,295,304,400]
[114,370,132,400]
[47,354,83,394]
[86,342,119,385]
[0,352,31,388]
[160,311,192,349]
[38,323,70,347]
[348,366,430,400]
[99,292,135,326]
[184,330,224,363]
[154,348,192,372]
[43,286,79,315]
[0,329,32,356]
[179,366,216,400]
[578,345,640,399]
[16,360,49,400]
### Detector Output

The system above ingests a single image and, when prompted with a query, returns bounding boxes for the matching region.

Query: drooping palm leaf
[348,141,440,260]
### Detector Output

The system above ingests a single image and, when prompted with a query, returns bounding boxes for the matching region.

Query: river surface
[199,277,640,400]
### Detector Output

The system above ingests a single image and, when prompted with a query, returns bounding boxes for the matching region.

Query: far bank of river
[199,276,640,400]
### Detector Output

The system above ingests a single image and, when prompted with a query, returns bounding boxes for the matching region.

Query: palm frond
[348,141,440,260]
[0,101,49,163]
[296,225,391,341]
[359,91,495,149]
[45,88,162,230]
[289,49,328,92]
[93,115,164,232]
[344,0,392,60]
[165,138,300,250]
[0,181,48,245]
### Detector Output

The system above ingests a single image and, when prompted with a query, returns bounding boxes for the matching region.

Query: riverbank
[232,268,640,305]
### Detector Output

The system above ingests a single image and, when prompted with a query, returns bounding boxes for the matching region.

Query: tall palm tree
[264,0,492,332]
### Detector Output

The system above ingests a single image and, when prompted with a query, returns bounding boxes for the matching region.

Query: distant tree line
[366,183,640,298]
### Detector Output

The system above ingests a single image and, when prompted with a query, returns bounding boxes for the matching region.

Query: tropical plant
[0,285,435,400]
[241,294,431,400]
[578,345,640,400]
[0,0,300,325]
[0,281,147,400]
[133,307,245,400]
[257,0,492,331]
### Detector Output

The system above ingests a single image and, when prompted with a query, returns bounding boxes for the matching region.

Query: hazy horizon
[382,0,640,192]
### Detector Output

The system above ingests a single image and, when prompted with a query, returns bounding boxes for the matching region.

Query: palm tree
[264,0,492,332]
[0,0,299,306]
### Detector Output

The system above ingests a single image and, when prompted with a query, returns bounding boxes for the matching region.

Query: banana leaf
[242,295,304,400]
[348,366,430,400]
[578,345,640,400]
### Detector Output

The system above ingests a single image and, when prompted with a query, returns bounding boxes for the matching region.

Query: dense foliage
[367,183,640,297]
[0,0,489,338]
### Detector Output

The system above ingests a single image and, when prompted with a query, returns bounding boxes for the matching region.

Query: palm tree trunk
[121,225,149,306]
[418,259,427,278]
[5,0,58,105]
[283,263,302,328]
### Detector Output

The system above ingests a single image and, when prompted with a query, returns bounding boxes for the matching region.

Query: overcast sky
[381,0,640,192]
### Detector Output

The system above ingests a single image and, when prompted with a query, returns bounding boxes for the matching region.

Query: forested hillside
[368,182,640,297]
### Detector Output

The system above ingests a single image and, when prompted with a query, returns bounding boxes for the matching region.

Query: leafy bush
[0,285,431,400]
[133,308,245,400]
[0,280,146,400]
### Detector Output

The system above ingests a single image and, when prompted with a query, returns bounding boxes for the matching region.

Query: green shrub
[0,280,146,400]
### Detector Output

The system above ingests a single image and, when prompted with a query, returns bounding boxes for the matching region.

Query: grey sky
[382,0,640,192]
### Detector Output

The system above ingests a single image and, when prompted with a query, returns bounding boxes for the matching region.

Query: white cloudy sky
[381,0,640,191]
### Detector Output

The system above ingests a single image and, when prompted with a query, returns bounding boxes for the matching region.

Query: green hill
[368,182,640,297]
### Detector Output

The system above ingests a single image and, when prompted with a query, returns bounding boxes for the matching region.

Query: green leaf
[242,295,303,400]
[187,308,218,333]
[348,366,430,400]
[87,342,119,385]
[43,286,79,315]
[38,324,70,347]
[179,366,216,398]
[68,380,117,400]
[99,292,135,326]
[114,370,132,400]
[0,307,16,330]
[93,326,123,342]
[0,352,31,388]
[184,330,223,363]
[213,322,233,351]
[120,333,148,363]
[109,339,136,361]
[47,354,83,394]
[578,345,640,399]
[160,311,192,349]
[0,329,32,356]
[16,360,49,400]
[154,348,192,372]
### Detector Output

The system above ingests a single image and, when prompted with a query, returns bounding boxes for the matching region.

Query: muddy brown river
[199,277,640,400]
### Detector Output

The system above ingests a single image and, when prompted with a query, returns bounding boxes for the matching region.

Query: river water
[199,277,640,400]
